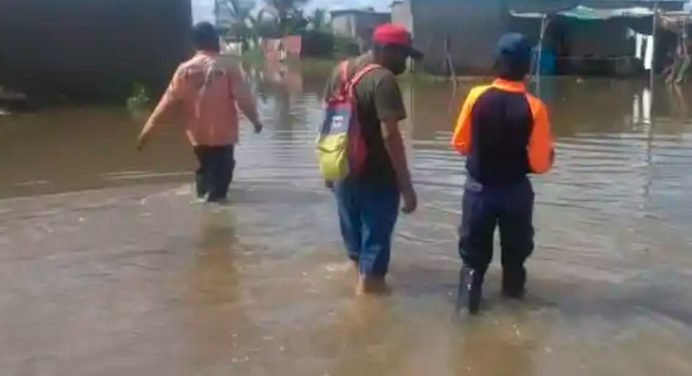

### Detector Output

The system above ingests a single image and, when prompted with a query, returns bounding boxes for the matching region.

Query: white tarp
[511,5,653,20]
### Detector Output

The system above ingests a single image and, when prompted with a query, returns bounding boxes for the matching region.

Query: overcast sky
[192,0,391,23]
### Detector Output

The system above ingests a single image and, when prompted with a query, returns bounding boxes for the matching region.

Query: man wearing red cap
[323,23,423,294]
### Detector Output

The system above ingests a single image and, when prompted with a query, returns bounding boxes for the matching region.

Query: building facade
[392,0,508,75]
[0,0,192,100]
[392,0,686,75]
[331,10,391,51]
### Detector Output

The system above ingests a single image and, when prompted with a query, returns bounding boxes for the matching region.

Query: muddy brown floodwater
[1,62,692,376]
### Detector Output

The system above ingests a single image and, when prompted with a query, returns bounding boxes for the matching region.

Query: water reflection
[1,61,692,375]
[453,316,537,376]
[184,210,242,369]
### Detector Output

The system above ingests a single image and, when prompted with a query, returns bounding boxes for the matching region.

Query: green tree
[260,0,309,36]
[216,0,256,48]
[308,8,329,32]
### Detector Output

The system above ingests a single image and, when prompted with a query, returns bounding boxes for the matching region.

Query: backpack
[316,60,381,181]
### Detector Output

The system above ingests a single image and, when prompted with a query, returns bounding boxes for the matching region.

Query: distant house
[391,0,686,75]
[331,9,391,52]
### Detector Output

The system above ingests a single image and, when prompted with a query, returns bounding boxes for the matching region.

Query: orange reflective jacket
[452,79,554,184]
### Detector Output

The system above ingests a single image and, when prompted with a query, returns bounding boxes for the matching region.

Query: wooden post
[534,15,549,98]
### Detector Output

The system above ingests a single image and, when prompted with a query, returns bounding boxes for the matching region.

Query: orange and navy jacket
[451,79,554,185]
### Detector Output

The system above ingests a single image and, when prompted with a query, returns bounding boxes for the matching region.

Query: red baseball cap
[372,23,423,59]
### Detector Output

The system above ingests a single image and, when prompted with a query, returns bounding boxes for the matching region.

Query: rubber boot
[456,265,485,314]
[502,266,526,299]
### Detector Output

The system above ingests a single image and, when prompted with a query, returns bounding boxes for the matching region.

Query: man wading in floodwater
[137,22,263,202]
[321,24,421,294]
[452,33,554,314]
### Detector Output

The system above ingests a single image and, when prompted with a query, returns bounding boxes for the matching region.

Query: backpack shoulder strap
[347,64,382,95]
[327,60,351,102]
[338,60,350,83]
[349,64,381,86]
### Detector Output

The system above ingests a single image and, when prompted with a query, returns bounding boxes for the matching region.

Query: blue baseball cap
[496,33,532,63]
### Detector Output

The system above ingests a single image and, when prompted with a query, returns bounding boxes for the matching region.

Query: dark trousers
[193,145,235,202]
[334,179,400,278]
[459,177,535,276]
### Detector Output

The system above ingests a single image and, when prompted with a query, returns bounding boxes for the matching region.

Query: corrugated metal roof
[509,0,686,13]
[511,5,655,19]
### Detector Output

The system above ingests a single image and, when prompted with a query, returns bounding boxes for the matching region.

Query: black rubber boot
[456,265,485,315]
[502,266,526,299]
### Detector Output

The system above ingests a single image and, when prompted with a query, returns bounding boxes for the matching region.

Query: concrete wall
[332,11,390,52]
[331,14,356,38]
[391,1,414,34]
[562,19,633,56]
[0,0,192,100]
[332,12,390,39]
[355,13,391,41]
[410,0,508,75]
[511,17,633,57]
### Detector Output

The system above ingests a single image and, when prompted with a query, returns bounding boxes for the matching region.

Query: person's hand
[136,131,149,152]
[253,121,263,134]
[401,186,418,214]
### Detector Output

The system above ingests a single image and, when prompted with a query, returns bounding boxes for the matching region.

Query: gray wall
[391,1,414,34]
[562,19,633,57]
[331,12,390,42]
[512,17,633,57]
[0,0,192,100]
[331,14,356,38]
[410,0,509,75]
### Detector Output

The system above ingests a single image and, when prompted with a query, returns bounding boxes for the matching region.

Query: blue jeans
[334,179,400,278]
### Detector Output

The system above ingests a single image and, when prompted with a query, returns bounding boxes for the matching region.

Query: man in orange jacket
[451,33,554,314]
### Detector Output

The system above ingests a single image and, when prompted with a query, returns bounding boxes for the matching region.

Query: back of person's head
[193,22,220,52]
[371,23,423,75]
[494,33,532,81]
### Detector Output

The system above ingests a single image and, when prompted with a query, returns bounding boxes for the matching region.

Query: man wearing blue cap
[451,33,555,314]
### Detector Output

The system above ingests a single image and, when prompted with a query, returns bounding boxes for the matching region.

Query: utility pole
[214,0,219,27]
[651,1,659,89]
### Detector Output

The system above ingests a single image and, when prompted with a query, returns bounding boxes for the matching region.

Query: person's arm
[375,74,417,213]
[382,119,415,205]
[137,67,185,150]
[228,63,263,133]
[527,97,555,174]
[451,86,485,155]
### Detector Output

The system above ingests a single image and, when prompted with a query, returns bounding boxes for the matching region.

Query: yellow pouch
[316,133,349,181]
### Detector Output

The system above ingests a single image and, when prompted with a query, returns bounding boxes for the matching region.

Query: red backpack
[316,60,381,181]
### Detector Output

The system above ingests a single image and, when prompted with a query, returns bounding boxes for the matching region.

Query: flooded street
[2,64,692,375]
